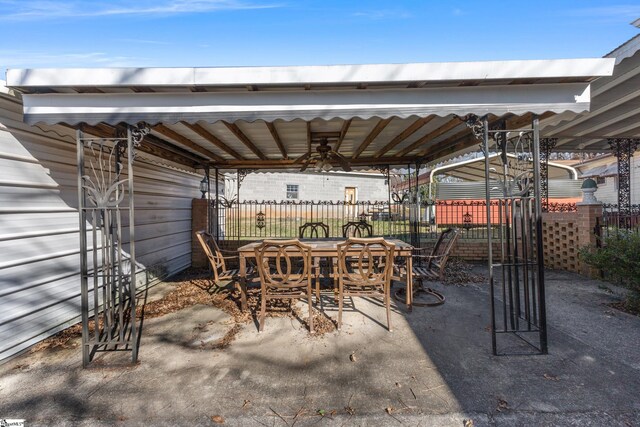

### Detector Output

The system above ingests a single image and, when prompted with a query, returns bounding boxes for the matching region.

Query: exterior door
[345,187,357,218]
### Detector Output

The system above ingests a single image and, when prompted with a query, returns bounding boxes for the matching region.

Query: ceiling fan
[294,134,352,172]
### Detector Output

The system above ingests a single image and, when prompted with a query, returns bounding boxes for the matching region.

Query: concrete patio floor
[1,267,640,426]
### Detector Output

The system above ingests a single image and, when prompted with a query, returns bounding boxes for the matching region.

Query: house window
[596,176,606,185]
[286,184,299,199]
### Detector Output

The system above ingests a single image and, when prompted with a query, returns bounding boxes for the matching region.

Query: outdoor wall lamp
[199,175,208,199]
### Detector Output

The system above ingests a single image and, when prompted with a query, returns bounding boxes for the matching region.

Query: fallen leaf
[349,352,357,362]
[385,406,395,414]
[242,400,251,408]
[211,415,224,424]
[345,406,355,415]
[464,419,474,427]
[395,382,402,388]
[317,409,326,416]
[496,398,509,412]
[543,373,559,381]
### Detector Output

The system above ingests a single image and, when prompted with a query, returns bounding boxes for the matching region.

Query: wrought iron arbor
[473,115,548,355]
[77,124,149,367]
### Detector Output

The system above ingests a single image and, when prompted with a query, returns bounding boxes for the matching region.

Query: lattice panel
[542,219,579,273]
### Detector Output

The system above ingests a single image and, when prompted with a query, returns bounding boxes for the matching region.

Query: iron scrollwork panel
[78,124,146,366]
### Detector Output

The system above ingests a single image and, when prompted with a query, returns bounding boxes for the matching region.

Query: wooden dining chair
[342,220,373,238]
[335,238,395,331]
[254,239,315,333]
[299,221,330,298]
[196,231,251,310]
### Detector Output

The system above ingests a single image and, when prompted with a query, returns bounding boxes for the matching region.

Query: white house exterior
[227,171,388,202]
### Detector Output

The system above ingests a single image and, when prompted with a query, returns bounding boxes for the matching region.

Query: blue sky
[1,0,639,78]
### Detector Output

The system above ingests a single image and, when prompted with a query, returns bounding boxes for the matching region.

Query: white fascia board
[21,82,593,125]
[7,58,614,88]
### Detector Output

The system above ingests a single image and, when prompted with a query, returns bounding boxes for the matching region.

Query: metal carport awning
[4,57,616,363]
[20,82,593,126]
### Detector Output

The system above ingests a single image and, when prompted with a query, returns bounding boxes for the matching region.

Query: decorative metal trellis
[608,138,639,216]
[540,138,557,213]
[77,124,148,367]
[471,115,548,355]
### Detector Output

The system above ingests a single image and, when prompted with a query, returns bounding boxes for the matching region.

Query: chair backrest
[254,239,313,289]
[196,231,226,281]
[342,221,373,238]
[299,222,330,239]
[336,238,395,287]
[427,228,460,272]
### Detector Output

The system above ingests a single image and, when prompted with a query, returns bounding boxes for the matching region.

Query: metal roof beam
[223,121,267,160]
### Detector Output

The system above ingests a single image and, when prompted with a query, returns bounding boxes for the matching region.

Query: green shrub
[579,231,640,313]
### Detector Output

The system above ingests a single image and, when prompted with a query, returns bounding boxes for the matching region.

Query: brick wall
[450,240,501,261]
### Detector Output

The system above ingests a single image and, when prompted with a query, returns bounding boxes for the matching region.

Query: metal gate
[77,125,148,366]
[478,116,548,355]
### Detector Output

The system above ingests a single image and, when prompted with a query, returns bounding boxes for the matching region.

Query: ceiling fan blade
[331,152,352,172]
[300,158,313,172]
[293,152,310,164]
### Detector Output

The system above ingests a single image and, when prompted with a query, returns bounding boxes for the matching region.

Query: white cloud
[0,0,282,20]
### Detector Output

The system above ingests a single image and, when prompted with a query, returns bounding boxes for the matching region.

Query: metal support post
[532,116,548,354]
[608,138,639,216]
[540,138,557,213]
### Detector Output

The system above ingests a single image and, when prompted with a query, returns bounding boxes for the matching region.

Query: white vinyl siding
[0,91,201,362]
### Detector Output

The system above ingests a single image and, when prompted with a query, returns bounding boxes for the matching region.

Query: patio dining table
[237,238,415,311]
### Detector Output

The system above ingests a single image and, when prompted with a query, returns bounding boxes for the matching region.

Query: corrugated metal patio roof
[5,58,615,170]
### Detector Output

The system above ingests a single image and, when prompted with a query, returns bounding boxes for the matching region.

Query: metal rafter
[266,122,288,159]
[223,121,267,160]
[182,122,245,160]
[352,117,393,159]
[71,123,202,167]
[608,138,640,215]
[153,123,225,162]
[334,119,352,153]
[397,116,462,157]
[374,116,435,158]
